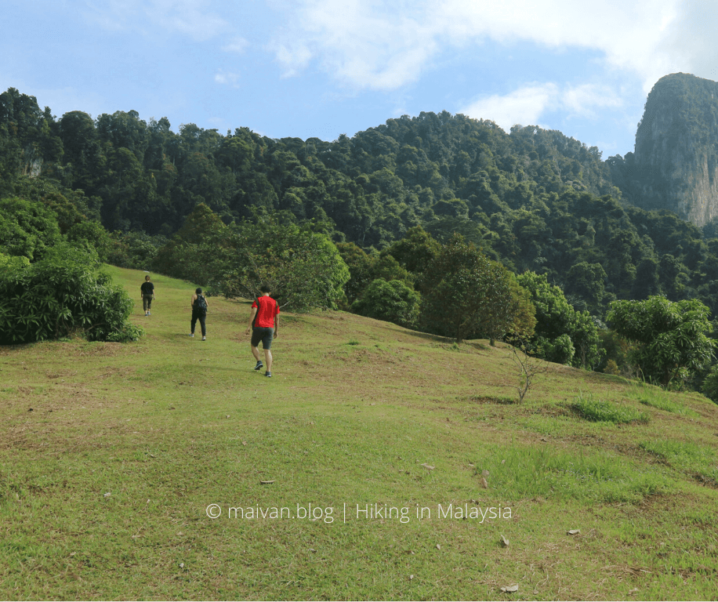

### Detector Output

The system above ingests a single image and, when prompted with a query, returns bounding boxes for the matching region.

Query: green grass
[2,266,718,600]
[473,445,668,503]
[630,383,701,418]
[571,392,650,424]
[640,440,718,483]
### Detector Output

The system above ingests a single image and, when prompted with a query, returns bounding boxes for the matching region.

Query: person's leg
[200,314,207,338]
[143,296,149,314]
[250,328,263,368]
[191,312,197,335]
[147,296,152,314]
[263,329,274,375]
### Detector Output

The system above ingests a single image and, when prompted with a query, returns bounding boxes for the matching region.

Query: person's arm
[191,294,196,309]
[274,314,279,338]
[246,306,257,334]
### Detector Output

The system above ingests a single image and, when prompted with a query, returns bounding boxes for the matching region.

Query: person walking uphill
[190,288,208,341]
[246,284,280,378]
[141,275,155,316]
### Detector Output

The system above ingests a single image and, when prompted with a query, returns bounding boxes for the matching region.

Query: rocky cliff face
[627,73,718,227]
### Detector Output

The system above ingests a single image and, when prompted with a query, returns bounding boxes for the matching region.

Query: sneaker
[148,311,151,316]
[202,336,206,341]
[189,333,194,337]
[254,361,264,371]
[145,311,149,316]
[265,371,272,378]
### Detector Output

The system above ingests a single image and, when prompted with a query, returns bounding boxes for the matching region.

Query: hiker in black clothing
[190,288,208,340]
[141,275,155,316]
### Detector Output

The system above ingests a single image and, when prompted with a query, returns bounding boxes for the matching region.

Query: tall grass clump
[640,440,717,482]
[571,392,649,424]
[629,383,699,417]
[473,445,667,503]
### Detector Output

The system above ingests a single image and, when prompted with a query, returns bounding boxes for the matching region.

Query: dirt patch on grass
[467,395,518,405]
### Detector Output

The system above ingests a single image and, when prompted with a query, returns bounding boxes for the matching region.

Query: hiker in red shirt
[246,284,280,378]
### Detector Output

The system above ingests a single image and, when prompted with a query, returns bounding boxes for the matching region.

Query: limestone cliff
[623,73,718,227]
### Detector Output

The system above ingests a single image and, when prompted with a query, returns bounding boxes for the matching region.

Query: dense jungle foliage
[3,86,718,389]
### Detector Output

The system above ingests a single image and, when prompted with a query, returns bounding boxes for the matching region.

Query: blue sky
[3,0,717,158]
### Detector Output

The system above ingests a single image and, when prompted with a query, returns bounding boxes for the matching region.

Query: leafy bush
[0,196,61,260]
[701,364,718,403]
[107,230,167,270]
[352,278,421,328]
[571,393,649,424]
[0,244,143,344]
[542,333,575,365]
[517,271,603,369]
[607,296,716,387]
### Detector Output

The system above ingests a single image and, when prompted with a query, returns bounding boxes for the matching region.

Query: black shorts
[251,327,274,349]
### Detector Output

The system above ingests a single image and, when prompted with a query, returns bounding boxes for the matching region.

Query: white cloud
[214,69,240,87]
[267,0,717,92]
[223,36,249,53]
[460,82,625,130]
[461,84,557,131]
[561,84,624,117]
[83,0,230,42]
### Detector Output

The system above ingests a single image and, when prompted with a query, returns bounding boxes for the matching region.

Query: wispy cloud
[223,36,249,53]
[266,0,712,93]
[460,82,625,131]
[83,0,230,41]
[460,84,558,131]
[214,69,240,87]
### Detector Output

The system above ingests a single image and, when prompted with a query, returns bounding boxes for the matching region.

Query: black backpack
[195,294,208,314]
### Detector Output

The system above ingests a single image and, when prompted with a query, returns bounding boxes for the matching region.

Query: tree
[352,278,421,328]
[152,203,233,286]
[565,261,607,309]
[223,213,350,311]
[517,271,603,369]
[383,225,441,274]
[0,196,61,260]
[336,242,375,305]
[420,234,534,344]
[607,296,716,387]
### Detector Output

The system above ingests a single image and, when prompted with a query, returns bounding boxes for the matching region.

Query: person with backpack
[140,274,155,316]
[245,284,280,377]
[190,288,208,341]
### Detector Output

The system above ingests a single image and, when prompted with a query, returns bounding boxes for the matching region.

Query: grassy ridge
[2,267,718,600]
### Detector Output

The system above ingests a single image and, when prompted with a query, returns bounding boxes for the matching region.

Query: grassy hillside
[2,267,718,600]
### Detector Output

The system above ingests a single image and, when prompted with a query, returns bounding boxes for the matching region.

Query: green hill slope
[2,268,718,599]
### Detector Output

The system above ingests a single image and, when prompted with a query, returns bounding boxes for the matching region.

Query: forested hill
[2,86,718,318]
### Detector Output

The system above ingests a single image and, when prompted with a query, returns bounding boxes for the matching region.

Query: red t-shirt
[252,296,280,328]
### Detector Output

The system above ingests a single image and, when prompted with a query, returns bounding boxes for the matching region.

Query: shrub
[607,296,716,387]
[352,278,421,328]
[604,359,620,375]
[0,244,143,344]
[571,393,649,424]
[701,364,718,403]
[542,333,575,365]
[0,196,61,260]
